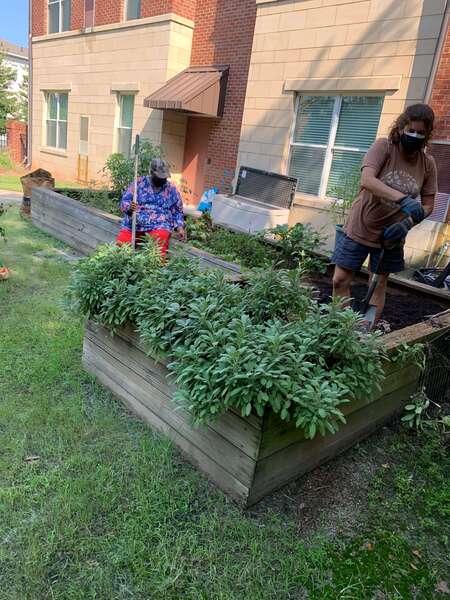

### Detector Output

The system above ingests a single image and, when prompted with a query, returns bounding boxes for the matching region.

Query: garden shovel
[131,134,140,251]
[353,243,386,332]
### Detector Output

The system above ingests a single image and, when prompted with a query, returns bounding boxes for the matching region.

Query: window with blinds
[289,95,384,198]
[45,92,68,150]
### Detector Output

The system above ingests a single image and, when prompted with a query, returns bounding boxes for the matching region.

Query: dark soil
[311,279,448,332]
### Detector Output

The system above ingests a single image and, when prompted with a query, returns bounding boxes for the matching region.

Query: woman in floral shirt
[116,158,186,255]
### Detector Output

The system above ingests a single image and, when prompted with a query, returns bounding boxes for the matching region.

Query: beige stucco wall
[238,0,449,265]
[31,15,193,183]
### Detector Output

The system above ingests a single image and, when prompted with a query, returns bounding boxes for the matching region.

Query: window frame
[115,93,135,157]
[289,94,382,199]
[48,0,71,34]
[125,0,141,21]
[45,91,69,150]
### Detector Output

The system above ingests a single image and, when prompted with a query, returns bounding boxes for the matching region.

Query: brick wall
[95,0,122,26]
[189,0,257,192]
[32,0,197,35]
[141,0,197,20]
[6,121,27,164]
[32,0,46,36]
[430,22,450,141]
[72,0,85,29]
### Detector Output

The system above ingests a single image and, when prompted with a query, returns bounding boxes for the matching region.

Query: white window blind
[117,94,135,157]
[46,92,68,150]
[126,0,141,20]
[48,0,71,33]
[289,95,384,198]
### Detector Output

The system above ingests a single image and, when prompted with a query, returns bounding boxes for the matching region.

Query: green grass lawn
[0,208,449,599]
[0,171,83,193]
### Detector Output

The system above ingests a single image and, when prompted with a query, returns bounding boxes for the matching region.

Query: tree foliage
[0,54,18,129]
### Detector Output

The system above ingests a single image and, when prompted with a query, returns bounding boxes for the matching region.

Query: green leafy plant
[103,140,164,192]
[268,223,327,272]
[79,186,121,216]
[66,246,388,439]
[64,239,163,329]
[328,164,361,226]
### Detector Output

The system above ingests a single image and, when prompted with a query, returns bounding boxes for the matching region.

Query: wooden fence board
[83,333,258,484]
[248,380,418,505]
[83,352,251,504]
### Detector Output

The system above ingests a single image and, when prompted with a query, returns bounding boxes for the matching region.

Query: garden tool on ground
[131,134,140,251]
[353,241,386,332]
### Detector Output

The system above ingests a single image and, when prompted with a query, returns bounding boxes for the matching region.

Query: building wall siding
[188,0,257,193]
[31,19,193,181]
[239,0,447,178]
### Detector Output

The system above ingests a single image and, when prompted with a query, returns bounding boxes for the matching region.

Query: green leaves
[66,247,386,440]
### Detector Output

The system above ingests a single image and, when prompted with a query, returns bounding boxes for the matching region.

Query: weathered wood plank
[86,325,262,459]
[83,337,258,484]
[86,322,262,459]
[31,214,97,255]
[248,380,418,506]
[259,363,419,460]
[382,310,450,351]
[109,322,264,430]
[83,352,251,504]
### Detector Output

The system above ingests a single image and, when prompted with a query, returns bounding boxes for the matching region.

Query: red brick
[189,0,257,192]
[72,0,85,29]
[6,120,27,164]
[430,22,450,141]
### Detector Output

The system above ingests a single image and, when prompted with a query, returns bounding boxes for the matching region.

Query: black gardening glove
[383,218,413,243]
[399,196,425,225]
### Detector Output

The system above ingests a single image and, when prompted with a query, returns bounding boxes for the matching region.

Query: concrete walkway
[0,190,22,206]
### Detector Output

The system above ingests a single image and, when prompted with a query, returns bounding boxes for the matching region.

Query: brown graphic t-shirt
[344,138,437,248]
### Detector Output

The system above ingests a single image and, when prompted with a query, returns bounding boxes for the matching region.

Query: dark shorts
[332,233,405,274]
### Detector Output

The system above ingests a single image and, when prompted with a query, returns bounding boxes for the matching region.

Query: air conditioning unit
[211,167,298,234]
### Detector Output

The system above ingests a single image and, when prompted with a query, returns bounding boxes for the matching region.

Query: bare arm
[422,194,435,218]
[360,166,405,203]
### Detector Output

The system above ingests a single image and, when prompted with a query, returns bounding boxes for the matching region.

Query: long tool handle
[131,134,140,251]
[359,247,385,315]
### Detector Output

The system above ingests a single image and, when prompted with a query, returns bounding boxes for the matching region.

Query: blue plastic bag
[198,188,218,213]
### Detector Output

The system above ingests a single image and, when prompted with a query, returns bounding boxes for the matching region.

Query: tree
[0,53,17,129]
[14,73,28,123]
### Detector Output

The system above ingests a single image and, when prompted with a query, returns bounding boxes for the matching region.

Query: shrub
[78,187,121,216]
[64,239,163,328]
[66,248,389,439]
[268,223,327,272]
[0,202,6,241]
[103,140,164,193]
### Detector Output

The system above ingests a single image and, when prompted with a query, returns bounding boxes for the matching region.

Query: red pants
[116,228,171,256]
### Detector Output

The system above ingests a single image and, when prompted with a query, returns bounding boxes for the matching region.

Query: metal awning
[144,65,229,118]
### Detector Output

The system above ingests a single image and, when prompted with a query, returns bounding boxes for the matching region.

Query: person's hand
[399,196,425,225]
[130,200,138,212]
[383,218,413,244]
[176,227,187,243]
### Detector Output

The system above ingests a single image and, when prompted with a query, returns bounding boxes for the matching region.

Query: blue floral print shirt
[120,176,185,233]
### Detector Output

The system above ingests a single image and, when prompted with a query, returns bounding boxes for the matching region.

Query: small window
[46,92,68,150]
[48,0,71,34]
[289,95,384,198]
[79,116,89,156]
[126,0,141,20]
[85,0,94,28]
[117,94,135,157]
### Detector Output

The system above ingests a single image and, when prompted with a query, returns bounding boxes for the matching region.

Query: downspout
[26,0,33,167]
[424,0,449,104]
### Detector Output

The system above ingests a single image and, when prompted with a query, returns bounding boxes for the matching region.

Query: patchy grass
[0,173,83,193]
[0,208,449,599]
[0,150,14,170]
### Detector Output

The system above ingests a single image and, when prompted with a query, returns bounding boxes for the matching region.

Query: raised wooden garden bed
[83,312,450,507]
[31,187,120,255]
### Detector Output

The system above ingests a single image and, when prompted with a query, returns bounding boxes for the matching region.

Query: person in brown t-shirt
[332,103,438,323]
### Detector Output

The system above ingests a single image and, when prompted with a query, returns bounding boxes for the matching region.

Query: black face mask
[400,133,425,154]
[151,175,167,188]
